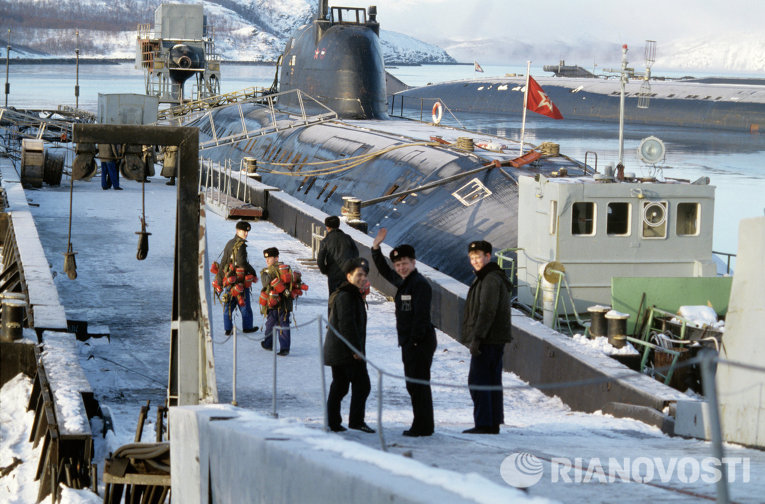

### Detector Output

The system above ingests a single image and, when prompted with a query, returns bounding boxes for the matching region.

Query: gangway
[198,89,338,151]
[157,86,268,122]
[0,107,91,144]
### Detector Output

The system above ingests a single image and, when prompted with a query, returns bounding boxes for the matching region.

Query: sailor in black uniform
[317,215,359,295]
[371,228,437,437]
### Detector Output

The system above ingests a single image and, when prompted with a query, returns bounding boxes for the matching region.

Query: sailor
[215,221,259,336]
[371,228,436,437]
[97,143,123,190]
[323,257,375,434]
[259,247,293,356]
[317,216,359,295]
[462,240,513,434]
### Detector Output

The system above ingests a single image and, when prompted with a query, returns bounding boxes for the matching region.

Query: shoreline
[4,57,467,66]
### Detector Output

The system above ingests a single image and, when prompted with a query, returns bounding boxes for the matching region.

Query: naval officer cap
[390,244,416,262]
[236,221,251,232]
[468,240,492,254]
[343,257,370,275]
[263,247,280,258]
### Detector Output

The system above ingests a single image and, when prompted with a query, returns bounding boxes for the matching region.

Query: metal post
[232,325,238,406]
[272,326,279,418]
[700,350,730,504]
[75,30,80,109]
[618,44,628,166]
[519,60,531,156]
[377,371,386,451]
[318,316,328,432]
[4,29,10,107]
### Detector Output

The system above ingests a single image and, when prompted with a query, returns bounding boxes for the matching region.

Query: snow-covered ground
[1,164,764,502]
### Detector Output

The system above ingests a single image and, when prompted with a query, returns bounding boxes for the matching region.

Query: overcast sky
[337,0,763,45]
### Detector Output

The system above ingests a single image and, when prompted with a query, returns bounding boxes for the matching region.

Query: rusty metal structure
[136,3,221,104]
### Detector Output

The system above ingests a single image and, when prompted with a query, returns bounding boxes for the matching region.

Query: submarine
[190,1,719,306]
[392,72,765,133]
[191,0,585,284]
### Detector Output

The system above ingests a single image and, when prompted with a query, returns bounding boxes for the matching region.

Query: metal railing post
[700,350,729,504]
[272,325,279,418]
[232,325,238,406]
[318,315,328,432]
[377,370,386,452]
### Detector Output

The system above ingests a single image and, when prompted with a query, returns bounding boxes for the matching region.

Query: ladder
[198,89,338,151]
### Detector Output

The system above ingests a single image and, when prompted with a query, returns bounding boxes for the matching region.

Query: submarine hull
[194,106,576,283]
[392,77,765,132]
[279,18,387,119]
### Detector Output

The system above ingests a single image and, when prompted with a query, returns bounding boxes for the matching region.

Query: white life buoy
[432,102,443,125]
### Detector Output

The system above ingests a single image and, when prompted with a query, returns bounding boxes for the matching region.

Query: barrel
[1,298,26,341]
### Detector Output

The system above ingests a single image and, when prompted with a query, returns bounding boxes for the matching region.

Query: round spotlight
[637,136,666,164]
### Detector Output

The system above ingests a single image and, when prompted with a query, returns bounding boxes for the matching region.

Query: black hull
[195,106,576,283]
[393,77,765,132]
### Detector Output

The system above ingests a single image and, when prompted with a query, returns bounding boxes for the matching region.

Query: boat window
[607,202,630,236]
[641,201,668,239]
[549,200,558,235]
[571,202,595,236]
[676,202,700,236]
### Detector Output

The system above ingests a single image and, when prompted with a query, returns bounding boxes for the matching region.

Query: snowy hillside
[0,0,455,64]
[438,34,765,74]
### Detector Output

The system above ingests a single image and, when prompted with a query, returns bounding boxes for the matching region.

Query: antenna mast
[637,40,656,109]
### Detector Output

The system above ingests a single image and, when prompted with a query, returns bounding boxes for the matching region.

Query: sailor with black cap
[322,256,375,433]
[215,220,258,336]
[260,247,293,355]
[317,215,359,295]
[462,239,513,434]
[371,227,437,437]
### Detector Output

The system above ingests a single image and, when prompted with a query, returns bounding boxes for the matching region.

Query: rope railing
[216,307,762,502]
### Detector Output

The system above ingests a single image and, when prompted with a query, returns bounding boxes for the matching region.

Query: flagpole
[520,60,531,156]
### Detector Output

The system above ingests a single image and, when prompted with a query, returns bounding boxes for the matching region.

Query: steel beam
[73,124,204,406]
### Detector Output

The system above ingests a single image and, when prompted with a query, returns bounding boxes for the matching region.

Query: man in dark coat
[371,228,437,437]
[317,216,359,294]
[323,257,374,434]
[215,221,258,336]
[260,247,293,356]
[461,240,513,434]
[98,143,123,190]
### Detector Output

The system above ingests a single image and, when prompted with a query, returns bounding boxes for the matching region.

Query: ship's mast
[618,44,628,166]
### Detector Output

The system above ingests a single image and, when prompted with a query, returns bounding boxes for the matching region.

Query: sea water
[4,61,763,257]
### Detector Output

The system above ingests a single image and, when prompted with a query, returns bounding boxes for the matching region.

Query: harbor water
[5,61,763,259]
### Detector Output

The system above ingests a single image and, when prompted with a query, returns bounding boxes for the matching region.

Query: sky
[331,0,765,68]
[342,0,764,45]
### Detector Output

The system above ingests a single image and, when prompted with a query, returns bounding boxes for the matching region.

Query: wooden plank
[102,472,170,486]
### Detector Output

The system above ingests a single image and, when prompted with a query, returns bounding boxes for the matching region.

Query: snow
[572,334,640,356]
[675,305,724,331]
[0,162,764,502]
[1,0,455,64]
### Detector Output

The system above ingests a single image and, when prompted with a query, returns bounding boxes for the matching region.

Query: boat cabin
[515,174,717,314]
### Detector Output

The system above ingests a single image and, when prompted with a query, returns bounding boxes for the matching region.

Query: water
[4,62,763,256]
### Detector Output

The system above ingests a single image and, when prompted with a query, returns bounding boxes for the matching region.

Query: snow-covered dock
[1,162,764,503]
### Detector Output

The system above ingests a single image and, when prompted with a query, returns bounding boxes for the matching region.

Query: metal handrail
[712,250,736,275]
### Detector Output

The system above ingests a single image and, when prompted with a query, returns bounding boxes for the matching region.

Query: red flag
[526,76,563,119]
[474,60,484,73]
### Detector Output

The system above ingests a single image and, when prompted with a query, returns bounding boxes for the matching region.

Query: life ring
[432,102,443,125]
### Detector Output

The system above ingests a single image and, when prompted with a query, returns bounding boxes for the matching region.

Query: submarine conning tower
[278,2,388,119]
